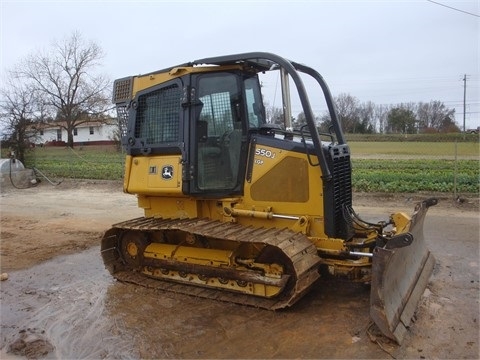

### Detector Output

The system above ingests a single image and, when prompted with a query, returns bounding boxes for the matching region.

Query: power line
[426,0,480,17]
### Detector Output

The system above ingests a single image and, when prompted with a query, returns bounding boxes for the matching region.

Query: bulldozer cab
[122,66,268,196]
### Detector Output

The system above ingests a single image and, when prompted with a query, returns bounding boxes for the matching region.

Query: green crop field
[4,141,479,193]
[351,159,478,193]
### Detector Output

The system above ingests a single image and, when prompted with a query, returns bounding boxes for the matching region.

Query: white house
[32,120,118,146]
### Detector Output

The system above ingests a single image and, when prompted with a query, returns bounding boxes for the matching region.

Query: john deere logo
[161,165,174,180]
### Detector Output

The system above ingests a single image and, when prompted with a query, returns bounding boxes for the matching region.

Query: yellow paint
[125,155,182,195]
[142,266,282,297]
[391,212,411,234]
[144,243,232,267]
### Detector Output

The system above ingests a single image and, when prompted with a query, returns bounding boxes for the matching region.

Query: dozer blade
[370,198,437,344]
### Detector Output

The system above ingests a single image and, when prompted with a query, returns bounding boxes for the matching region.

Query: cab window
[195,73,243,191]
[134,84,182,144]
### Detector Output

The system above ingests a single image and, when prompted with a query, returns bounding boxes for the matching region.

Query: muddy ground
[0,180,478,359]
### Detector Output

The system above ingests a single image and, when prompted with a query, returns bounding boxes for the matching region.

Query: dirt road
[0,181,478,359]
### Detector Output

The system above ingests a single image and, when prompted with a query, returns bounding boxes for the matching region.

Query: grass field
[6,141,479,193]
[349,141,479,158]
[23,146,125,181]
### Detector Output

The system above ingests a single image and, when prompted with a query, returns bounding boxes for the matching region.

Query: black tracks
[101,217,321,310]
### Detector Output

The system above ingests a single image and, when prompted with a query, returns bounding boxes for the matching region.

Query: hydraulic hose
[8,157,33,190]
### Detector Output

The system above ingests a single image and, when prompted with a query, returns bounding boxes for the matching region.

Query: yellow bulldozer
[101,52,436,344]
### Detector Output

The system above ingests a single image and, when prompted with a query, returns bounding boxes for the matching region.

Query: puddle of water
[0,246,138,359]
[0,245,383,359]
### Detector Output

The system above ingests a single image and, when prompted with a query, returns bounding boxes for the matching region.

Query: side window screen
[135,85,182,144]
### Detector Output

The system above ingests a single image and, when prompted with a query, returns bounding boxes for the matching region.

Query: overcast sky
[1,0,478,129]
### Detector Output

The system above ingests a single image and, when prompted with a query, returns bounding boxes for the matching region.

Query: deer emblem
[161,165,174,180]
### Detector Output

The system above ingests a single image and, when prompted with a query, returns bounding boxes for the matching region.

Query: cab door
[189,72,246,195]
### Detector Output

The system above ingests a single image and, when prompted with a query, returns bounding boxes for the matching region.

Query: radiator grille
[113,77,133,104]
[325,144,354,240]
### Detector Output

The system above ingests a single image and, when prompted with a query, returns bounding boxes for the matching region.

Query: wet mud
[0,182,478,359]
[1,246,390,359]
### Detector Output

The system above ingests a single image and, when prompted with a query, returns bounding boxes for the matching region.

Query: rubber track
[102,217,321,310]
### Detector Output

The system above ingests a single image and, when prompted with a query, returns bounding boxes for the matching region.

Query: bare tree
[417,100,456,131]
[358,101,376,133]
[374,104,390,134]
[0,78,46,163]
[13,31,112,147]
[265,104,284,126]
[334,93,361,133]
[317,112,332,133]
[294,111,307,128]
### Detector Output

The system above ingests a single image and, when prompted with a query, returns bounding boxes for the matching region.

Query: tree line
[268,93,459,134]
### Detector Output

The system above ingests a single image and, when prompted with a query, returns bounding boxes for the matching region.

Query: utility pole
[463,74,467,133]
